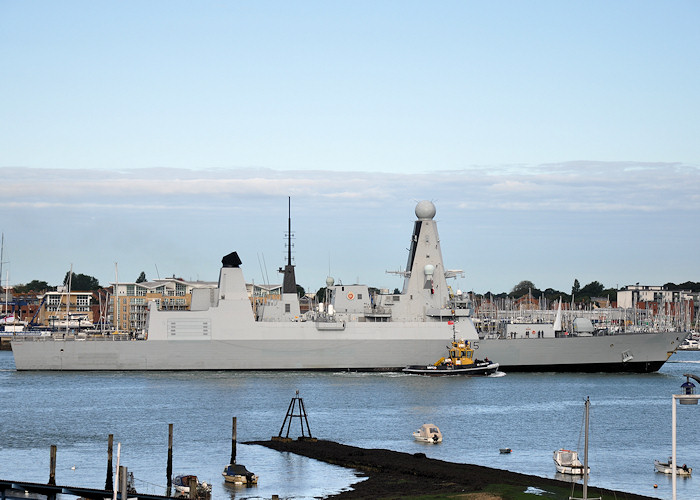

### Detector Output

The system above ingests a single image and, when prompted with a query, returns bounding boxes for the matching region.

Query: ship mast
[279,197,298,294]
[287,196,292,268]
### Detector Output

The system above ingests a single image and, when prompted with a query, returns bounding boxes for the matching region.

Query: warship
[11,200,686,371]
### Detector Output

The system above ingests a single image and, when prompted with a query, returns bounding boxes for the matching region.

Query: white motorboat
[412,424,442,443]
[222,464,258,485]
[654,458,692,476]
[553,449,589,475]
[678,339,700,350]
[173,474,212,497]
[554,397,593,476]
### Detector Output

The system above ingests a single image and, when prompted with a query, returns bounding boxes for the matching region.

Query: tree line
[482,279,700,304]
[6,271,148,293]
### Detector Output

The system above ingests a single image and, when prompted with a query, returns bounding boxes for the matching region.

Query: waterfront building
[617,284,696,327]
[40,289,97,328]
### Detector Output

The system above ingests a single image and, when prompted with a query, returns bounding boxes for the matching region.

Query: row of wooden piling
[43,418,245,499]
[42,427,198,498]
[42,391,312,499]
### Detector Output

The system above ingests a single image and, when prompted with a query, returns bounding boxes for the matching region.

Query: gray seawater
[1,350,700,500]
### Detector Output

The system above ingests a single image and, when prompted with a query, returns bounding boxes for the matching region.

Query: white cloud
[1,163,698,293]
[2,162,698,212]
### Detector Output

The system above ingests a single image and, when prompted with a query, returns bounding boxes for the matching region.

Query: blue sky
[1,1,699,294]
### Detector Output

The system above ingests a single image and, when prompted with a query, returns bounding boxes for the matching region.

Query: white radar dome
[415,200,436,220]
[326,276,335,287]
[424,264,435,276]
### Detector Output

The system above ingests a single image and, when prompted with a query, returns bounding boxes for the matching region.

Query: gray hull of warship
[11,201,686,372]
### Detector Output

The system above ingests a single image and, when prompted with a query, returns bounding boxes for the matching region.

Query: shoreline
[249,439,659,500]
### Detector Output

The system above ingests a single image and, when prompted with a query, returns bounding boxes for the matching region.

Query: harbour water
[1,349,699,500]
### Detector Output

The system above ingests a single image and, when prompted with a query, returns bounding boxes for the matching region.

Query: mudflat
[249,439,657,499]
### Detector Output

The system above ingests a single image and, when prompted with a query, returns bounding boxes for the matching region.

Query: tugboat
[403,338,500,376]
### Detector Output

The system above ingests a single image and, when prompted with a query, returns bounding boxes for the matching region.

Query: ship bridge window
[467,351,473,359]
[285,303,291,313]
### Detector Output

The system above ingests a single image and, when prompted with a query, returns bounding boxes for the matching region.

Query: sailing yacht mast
[571,396,599,500]
[65,264,73,333]
[0,233,4,316]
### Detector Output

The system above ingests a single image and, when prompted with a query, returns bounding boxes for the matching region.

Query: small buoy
[71,466,76,470]
[654,484,658,488]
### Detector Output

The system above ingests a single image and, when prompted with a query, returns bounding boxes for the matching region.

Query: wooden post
[230,417,237,465]
[119,466,127,500]
[188,476,197,499]
[106,434,114,491]
[48,445,57,486]
[167,424,173,497]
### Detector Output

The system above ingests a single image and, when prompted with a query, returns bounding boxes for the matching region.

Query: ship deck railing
[9,333,139,342]
[363,306,392,317]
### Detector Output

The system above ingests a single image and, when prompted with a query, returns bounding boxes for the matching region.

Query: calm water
[1,349,700,500]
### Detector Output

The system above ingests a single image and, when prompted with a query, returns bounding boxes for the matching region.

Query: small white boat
[173,474,212,497]
[222,463,258,485]
[678,339,700,350]
[554,397,594,476]
[553,449,589,475]
[655,458,692,476]
[412,424,442,443]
